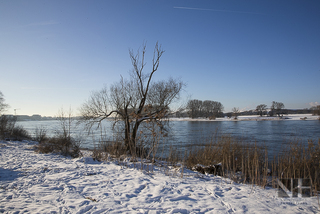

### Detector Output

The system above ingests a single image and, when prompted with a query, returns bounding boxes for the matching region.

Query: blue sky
[1,0,319,116]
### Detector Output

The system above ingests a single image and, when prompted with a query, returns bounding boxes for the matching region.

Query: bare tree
[56,108,73,143]
[0,91,9,115]
[187,99,223,119]
[212,101,224,118]
[202,100,224,119]
[271,101,285,117]
[256,104,267,117]
[232,107,240,119]
[80,42,184,153]
[186,99,202,118]
[312,105,320,116]
[0,91,13,140]
[202,100,211,118]
[186,99,195,118]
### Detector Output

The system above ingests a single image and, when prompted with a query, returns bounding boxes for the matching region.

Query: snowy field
[1,140,319,214]
[170,114,319,122]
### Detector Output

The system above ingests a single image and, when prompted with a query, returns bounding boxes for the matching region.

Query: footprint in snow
[79,200,90,207]
[125,193,137,198]
[133,184,146,194]
[76,205,93,214]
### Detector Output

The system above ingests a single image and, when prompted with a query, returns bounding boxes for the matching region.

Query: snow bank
[1,141,319,213]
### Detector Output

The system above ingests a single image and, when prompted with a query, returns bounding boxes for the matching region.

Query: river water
[17,119,320,158]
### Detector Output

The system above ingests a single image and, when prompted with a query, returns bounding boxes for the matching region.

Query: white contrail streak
[173,6,266,15]
[25,21,59,27]
[21,87,83,90]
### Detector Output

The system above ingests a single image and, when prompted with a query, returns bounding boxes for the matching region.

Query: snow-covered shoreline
[1,140,319,213]
[170,114,319,122]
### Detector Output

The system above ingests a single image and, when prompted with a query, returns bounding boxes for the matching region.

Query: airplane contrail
[20,87,83,90]
[25,20,59,27]
[173,6,267,15]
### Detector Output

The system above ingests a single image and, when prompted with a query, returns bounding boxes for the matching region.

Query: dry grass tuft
[185,135,267,186]
[271,139,320,192]
[36,135,81,158]
[185,135,320,194]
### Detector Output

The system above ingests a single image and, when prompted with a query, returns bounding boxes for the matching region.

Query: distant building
[31,114,42,121]
[42,116,54,120]
[15,114,43,121]
[16,115,31,121]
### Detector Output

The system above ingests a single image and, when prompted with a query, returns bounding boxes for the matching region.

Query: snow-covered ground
[1,140,319,214]
[170,114,319,122]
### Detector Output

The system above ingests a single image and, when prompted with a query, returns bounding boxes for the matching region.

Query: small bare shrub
[103,141,127,158]
[36,135,81,158]
[36,108,81,158]
[209,115,216,120]
[33,126,48,144]
[92,146,104,161]
[36,141,54,154]
[0,115,31,140]
[0,115,31,141]
[10,125,31,140]
[0,115,14,139]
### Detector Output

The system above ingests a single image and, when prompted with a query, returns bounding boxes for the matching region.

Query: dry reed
[185,134,320,194]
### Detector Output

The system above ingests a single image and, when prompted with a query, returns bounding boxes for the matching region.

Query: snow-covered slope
[1,141,319,213]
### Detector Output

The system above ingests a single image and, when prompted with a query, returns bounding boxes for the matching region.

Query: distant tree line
[255,101,286,117]
[186,100,288,119]
[186,99,224,119]
[185,100,290,119]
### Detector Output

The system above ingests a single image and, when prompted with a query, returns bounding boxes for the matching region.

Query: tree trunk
[130,120,141,153]
[124,117,131,151]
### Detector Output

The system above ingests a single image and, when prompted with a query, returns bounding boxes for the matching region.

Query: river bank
[170,114,320,121]
[1,140,319,213]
